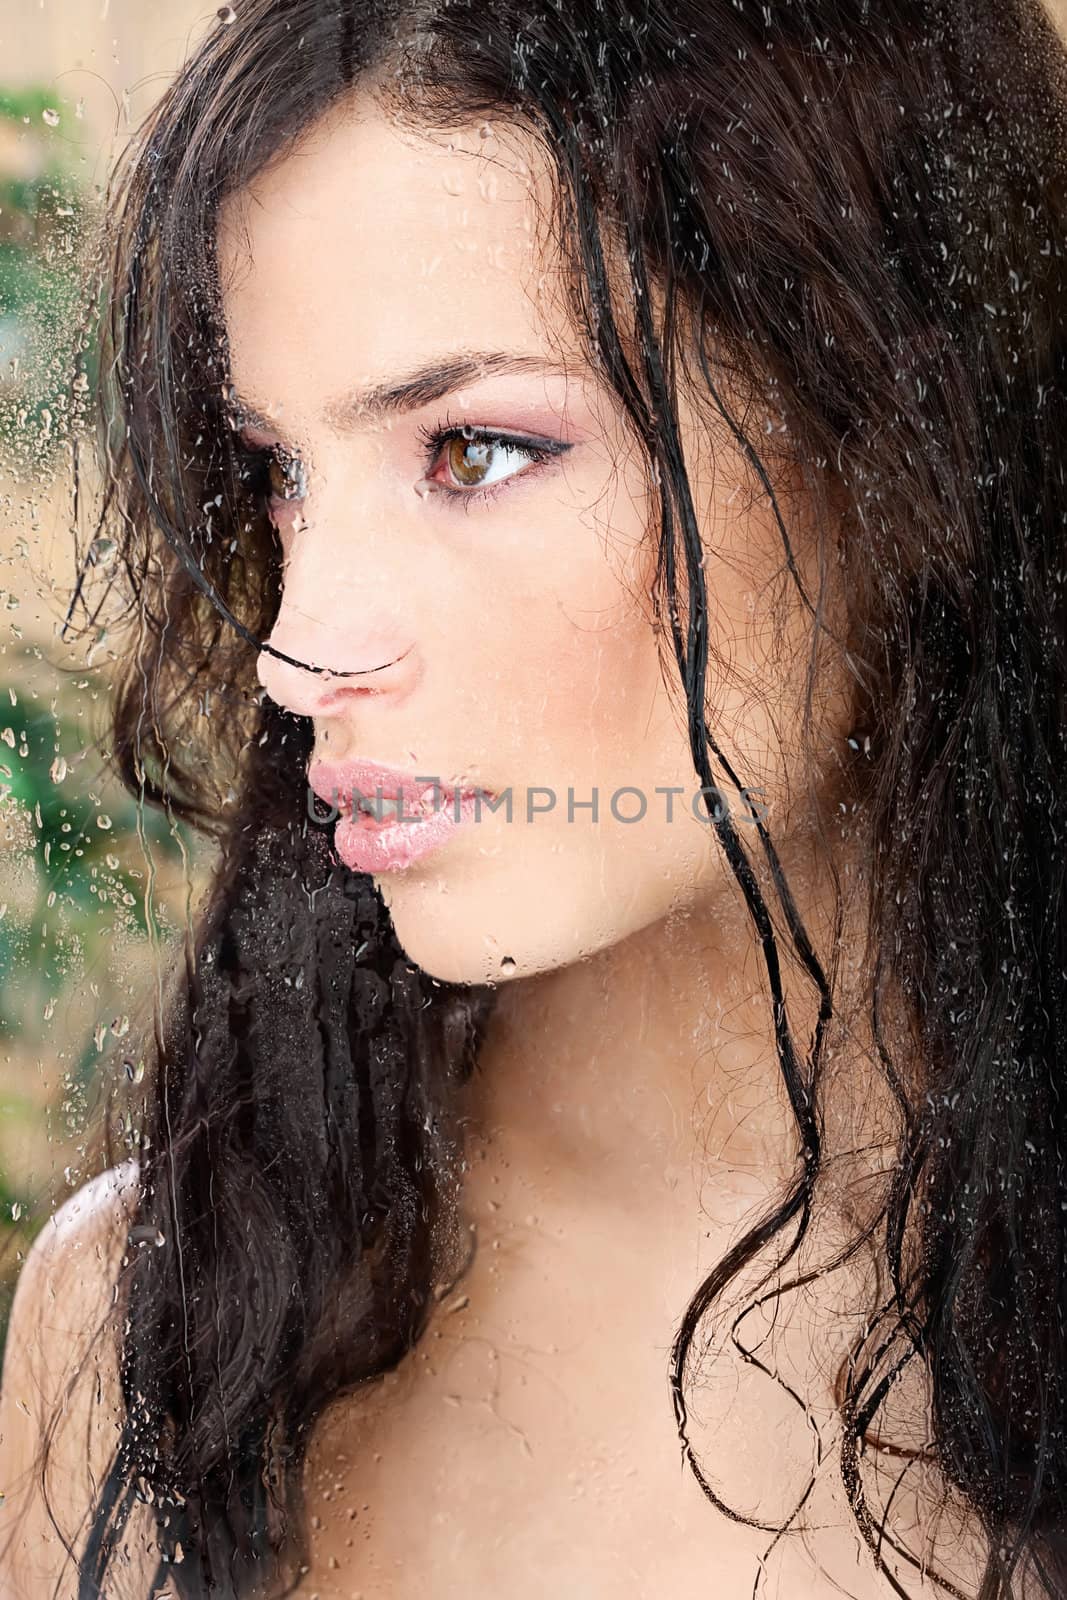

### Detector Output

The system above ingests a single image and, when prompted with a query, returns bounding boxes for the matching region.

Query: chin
[371,832,694,987]
[374,866,600,988]
[377,883,544,986]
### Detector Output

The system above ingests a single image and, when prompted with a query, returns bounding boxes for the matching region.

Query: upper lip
[307,756,492,815]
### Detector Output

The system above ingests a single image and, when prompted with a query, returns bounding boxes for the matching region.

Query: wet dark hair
[29,0,1067,1593]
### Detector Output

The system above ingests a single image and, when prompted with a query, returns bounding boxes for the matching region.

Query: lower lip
[332,790,488,873]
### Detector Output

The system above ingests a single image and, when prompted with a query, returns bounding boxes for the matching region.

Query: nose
[256,586,421,718]
[255,461,427,719]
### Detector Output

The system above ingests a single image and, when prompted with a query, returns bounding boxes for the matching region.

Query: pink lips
[307,756,493,873]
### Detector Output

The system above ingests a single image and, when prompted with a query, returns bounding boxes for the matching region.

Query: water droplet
[87,536,117,568]
[42,108,60,128]
[96,814,112,830]
[500,956,517,973]
[413,476,443,499]
[217,4,237,21]
[0,729,13,749]
[128,1225,166,1247]
[10,1201,21,1221]
[49,756,67,783]
[105,853,119,870]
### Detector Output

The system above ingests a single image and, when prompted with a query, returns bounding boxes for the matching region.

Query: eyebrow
[230,350,578,438]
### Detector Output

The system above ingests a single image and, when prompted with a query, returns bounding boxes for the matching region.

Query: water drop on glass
[129,1225,166,1247]
[88,536,117,567]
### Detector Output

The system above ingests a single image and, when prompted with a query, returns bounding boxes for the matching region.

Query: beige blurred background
[0,0,216,628]
[2,2,210,146]
[0,0,1065,1321]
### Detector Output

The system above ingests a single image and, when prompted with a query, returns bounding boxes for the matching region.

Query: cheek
[486,509,660,770]
[467,451,659,768]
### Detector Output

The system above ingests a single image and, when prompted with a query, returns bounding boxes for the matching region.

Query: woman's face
[219,92,826,987]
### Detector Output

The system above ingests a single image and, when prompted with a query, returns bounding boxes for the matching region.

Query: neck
[459,820,872,1227]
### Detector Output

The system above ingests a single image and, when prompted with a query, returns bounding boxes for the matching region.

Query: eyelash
[233,416,568,517]
[414,416,568,511]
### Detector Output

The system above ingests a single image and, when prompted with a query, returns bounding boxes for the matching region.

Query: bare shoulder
[0,1159,157,1597]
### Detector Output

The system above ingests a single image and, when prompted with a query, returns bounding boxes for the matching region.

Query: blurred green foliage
[0,83,96,471]
[0,651,193,1032]
[0,641,196,1239]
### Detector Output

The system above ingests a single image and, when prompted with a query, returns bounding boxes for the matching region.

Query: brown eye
[267,446,307,501]
[414,422,568,503]
[445,435,495,487]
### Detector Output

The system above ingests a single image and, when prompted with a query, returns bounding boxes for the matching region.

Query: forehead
[216,96,580,422]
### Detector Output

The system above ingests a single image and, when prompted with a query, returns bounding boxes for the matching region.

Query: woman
[1,0,1066,1594]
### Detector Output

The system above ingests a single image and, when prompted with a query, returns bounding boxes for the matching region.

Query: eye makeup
[231,411,573,517]
[413,416,572,509]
